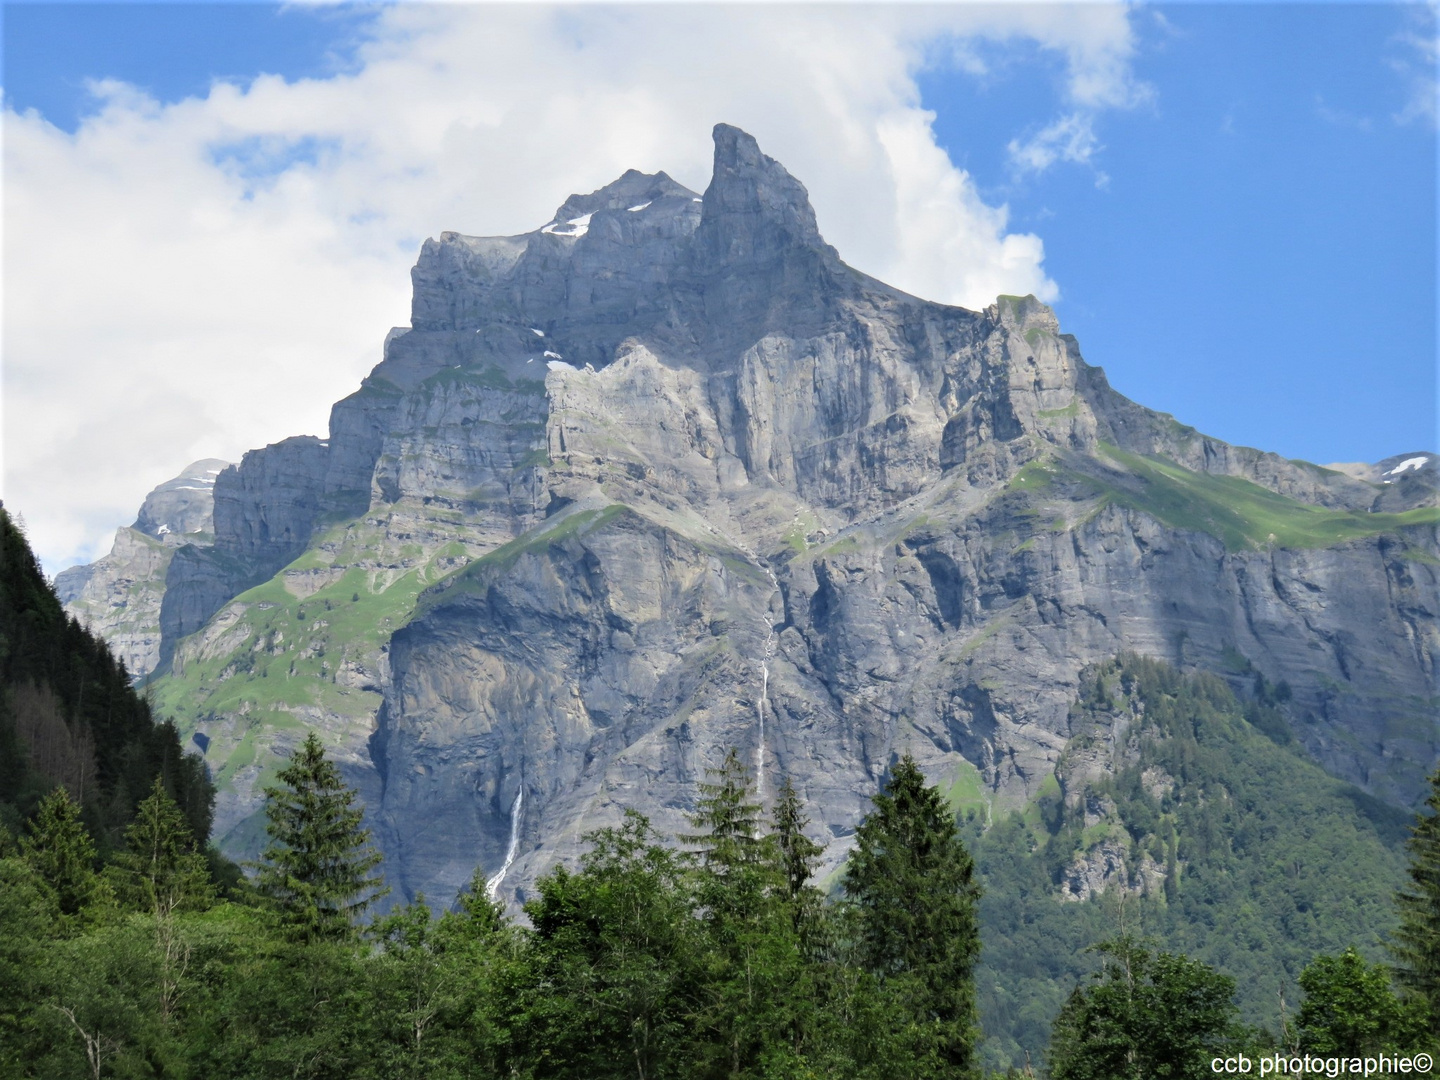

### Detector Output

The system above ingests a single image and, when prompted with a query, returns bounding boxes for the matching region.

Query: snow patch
[1388,456,1430,475]
[157,525,171,535]
[531,328,545,337]
[547,359,578,372]
[692,197,703,202]
[627,202,651,212]
[540,212,592,238]
[543,350,562,360]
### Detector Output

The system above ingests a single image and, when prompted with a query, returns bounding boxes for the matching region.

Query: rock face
[93,125,1435,907]
[58,459,229,681]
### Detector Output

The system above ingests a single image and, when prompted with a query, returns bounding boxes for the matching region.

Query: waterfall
[756,563,779,804]
[485,784,524,900]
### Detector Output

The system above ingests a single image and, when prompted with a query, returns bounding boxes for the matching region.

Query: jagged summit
[546,169,698,233]
[697,123,830,263]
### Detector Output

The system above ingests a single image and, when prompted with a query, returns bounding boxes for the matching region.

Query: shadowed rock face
[75,124,1436,907]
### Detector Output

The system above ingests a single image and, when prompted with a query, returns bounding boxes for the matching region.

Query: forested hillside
[0,506,213,848]
[972,656,1417,1067]
[2,722,1435,1078]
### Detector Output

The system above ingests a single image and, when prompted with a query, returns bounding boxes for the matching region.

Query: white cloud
[3,3,1141,571]
[1390,14,1438,128]
[1007,111,1104,176]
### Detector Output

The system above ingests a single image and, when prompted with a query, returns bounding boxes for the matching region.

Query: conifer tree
[1391,765,1440,1030]
[684,746,765,879]
[108,778,213,917]
[256,731,387,940]
[842,754,982,1077]
[20,786,109,922]
[773,775,822,903]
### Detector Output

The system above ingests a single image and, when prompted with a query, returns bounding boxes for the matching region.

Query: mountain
[57,458,230,683]
[62,125,1438,918]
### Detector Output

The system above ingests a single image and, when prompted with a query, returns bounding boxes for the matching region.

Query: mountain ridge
[57,124,1437,912]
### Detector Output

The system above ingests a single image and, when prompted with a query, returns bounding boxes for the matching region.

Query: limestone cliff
[58,459,229,681]
[81,125,1432,908]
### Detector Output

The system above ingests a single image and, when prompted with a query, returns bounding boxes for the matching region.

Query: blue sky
[922,3,1437,466]
[2,2,1436,568]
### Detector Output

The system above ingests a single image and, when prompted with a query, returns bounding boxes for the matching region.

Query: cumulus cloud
[3,3,1141,571]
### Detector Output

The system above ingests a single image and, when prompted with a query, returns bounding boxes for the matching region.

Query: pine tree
[684,746,764,878]
[108,778,213,916]
[842,754,982,1077]
[20,786,110,923]
[1391,765,1440,1030]
[773,775,822,903]
[772,774,824,948]
[256,731,387,940]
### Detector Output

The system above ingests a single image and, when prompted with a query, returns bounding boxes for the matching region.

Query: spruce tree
[1391,765,1440,1030]
[20,786,110,923]
[256,731,387,940]
[842,754,982,1077]
[684,746,765,878]
[108,778,213,916]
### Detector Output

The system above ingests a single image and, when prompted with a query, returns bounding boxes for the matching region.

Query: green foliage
[1048,937,1242,1080]
[107,777,214,916]
[0,506,214,850]
[523,811,703,1078]
[0,657,1423,1077]
[256,731,387,941]
[843,754,982,1077]
[20,788,111,927]
[1391,766,1440,1030]
[973,655,1410,1070]
[1296,948,1426,1054]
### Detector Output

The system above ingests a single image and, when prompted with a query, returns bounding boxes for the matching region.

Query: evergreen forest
[2,506,1438,1079]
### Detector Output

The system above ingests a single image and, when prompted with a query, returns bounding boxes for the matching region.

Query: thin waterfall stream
[756,561,779,803]
[485,784,524,899]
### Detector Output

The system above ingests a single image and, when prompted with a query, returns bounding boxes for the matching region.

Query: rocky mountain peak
[992,293,1060,335]
[549,168,697,227]
[133,458,231,539]
[64,124,1436,922]
[696,123,831,267]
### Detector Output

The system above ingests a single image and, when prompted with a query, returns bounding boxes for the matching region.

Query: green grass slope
[1092,445,1438,552]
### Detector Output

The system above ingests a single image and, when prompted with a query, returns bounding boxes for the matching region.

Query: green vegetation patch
[945,758,992,822]
[1095,443,1440,552]
[1036,397,1080,420]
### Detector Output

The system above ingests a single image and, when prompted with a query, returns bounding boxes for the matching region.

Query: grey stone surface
[58,459,230,681]
[96,125,1435,908]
